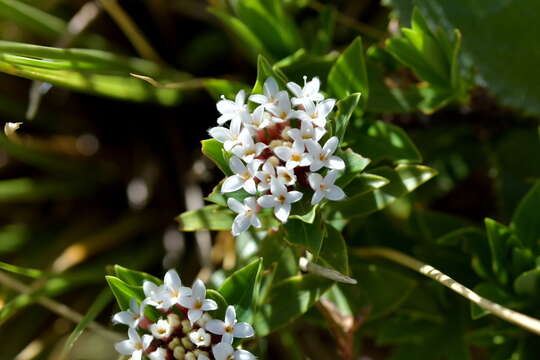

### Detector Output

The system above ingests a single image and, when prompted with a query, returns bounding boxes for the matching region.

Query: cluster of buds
[209,76,347,236]
[112,270,255,360]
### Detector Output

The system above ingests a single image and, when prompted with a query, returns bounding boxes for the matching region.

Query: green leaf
[0,41,185,105]
[283,214,325,256]
[274,49,338,85]
[346,120,422,164]
[337,148,371,187]
[105,276,145,311]
[219,258,262,322]
[511,182,540,250]
[205,180,250,207]
[514,269,540,297]
[485,218,513,286]
[253,274,333,336]
[0,0,66,38]
[331,164,437,218]
[201,139,232,176]
[206,289,228,320]
[327,37,369,108]
[61,288,113,357]
[252,55,288,96]
[317,225,349,275]
[334,93,361,141]
[0,260,43,278]
[114,265,162,287]
[341,173,390,195]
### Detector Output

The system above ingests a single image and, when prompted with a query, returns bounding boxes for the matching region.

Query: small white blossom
[287,76,324,107]
[308,170,346,205]
[288,118,326,144]
[228,197,262,236]
[231,130,267,162]
[273,141,311,169]
[257,178,303,223]
[209,116,244,151]
[112,298,145,329]
[179,280,218,325]
[142,281,167,309]
[189,328,212,347]
[150,318,174,340]
[197,313,213,328]
[222,157,262,195]
[267,92,302,124]
[114,328,152,360]
[245,105,272,131]
[248,77,285,109]
[148,347,168,360]
[217,90,248,125]
[299,99,336,128]
[276,166,296,186]
[305,136,345,172]
[161,269,192,310]
[212,342,256,360]
[205,306,255,344]
[255,160,276,192]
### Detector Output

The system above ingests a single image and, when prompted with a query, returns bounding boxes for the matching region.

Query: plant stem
[99,0,164,64]
[353,247,540,336]
[0,271,121,341]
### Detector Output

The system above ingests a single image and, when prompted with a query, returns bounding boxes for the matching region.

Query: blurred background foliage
[0,0,539,359]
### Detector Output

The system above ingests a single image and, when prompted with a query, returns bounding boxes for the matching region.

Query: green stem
[353,247,540,336]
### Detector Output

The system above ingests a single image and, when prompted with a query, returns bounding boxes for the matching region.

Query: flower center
[242,172,250,180]
[194,300,203,310]
[278,195,287,204]
[280,112,287,119]
[224,325,234,333]
[158,328,166,335]
[132,314,140,320]
[291,154,301,162]
[134,343,143,350]
[319,153,326,161]
[245,149,256,156]
[283,173,292,182]
[302,134,312,139]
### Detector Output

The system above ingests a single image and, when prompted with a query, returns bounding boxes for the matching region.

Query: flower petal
[216,99,236,114]
[248,94,267,104]
[188,309,203,324]
[205,319,225,335]
[227,198,245,214]
[202,299,218,311]
[326,185,346,201]
[243,179,257,195]
[208,127,230,143]
[225,305,237,326]
[213,342,234,360]
[274,203,291,223]
[323,136,339,156]
[164,270,182,291]
[229,156,247,175]
[233,322,255,338]
[192,279,206,300]
[326,156,345,170]
[235,349,257,360]
[142,334,153,350]
[308,172,323,190]
[232,214,251,236]
[257,195,276,209]
[114,340,134,355]
[178,295,195,309]
[222,175,244,193]
[264,77,278,96]
[311,190,325,205]
[286,81,302,97]
[112,311,133,326]
[286,191,303,203]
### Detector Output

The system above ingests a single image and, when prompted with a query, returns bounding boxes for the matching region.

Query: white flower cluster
[209,76,347,236]
[113,270,255,360]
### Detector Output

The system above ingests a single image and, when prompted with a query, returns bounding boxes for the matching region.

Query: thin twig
[353,247,540,336]
[130,73,207,90]
[0,271,121,341]
[99,0,164,64]
[308,0,387,40]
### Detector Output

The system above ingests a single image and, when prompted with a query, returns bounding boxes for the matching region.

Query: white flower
[114,328,152,360]
[228,197,262,236]
[299,99,336,128]
[179,279,218,324]
[112,298,145,329]
[212,342,256,360]
[142,281,167,309]
[276,166,296,186]
[287,76,324,107]
[205,306,255,344]
[148,347,168,360]
[197,313,213,328]
[150,318,174,340]
[248,77,285,109]
[161,269,192,310]
[308,170,346,205]
[222,157,262,195]
[189,328,212,347]
[257,178,303,223]
[217,90,248,125]
[274,141,311,169]
[305,136,345,172]
[267,92,302,124]
[255,160,276,192]
[245,105,272,131]
[209,116,244,152]
[231,130,267,163]
[288,119,326,144]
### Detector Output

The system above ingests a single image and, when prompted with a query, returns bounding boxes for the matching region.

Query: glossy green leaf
[252,55,288,96]
[61,288,113,357]
[283,214,325,256]
[219,258,262,322]
[337,148,371,187]
[105,276,145,311]
[205,180,250,207]
[177,205,234,231]
[253,274,333,336]
[317,225,349,275]
[511,183,540,250]
[485,218,513,286]
[0,260,44,278]
[114,265,162,287]
[334,93,361,141]
[0,0,66,38]
[341,173,389,195]
[0,41,185,105]
[514,269,540,297]
[346,120,422,164]
[327,37,369,108]
[201,139,232,176]
[331,164,437,218]
[206,289,228,320]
